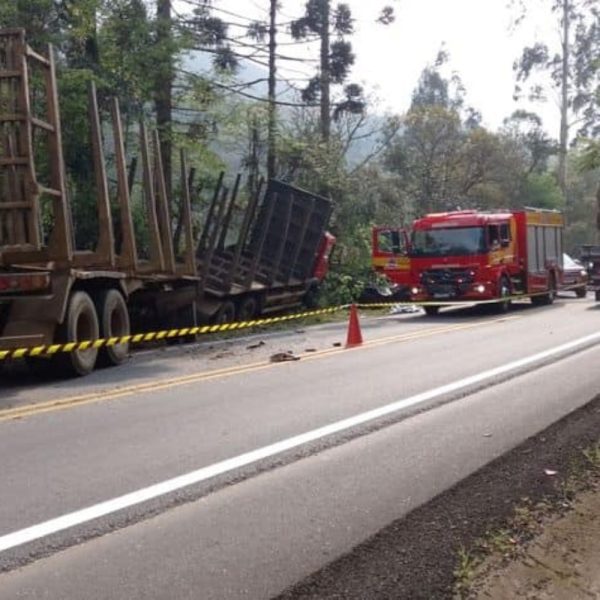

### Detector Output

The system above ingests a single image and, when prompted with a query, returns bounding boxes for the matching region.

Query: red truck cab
[371,226,411,289]
[407,209,563,314]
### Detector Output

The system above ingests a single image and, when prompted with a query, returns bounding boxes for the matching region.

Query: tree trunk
[319,0,331,144]
[267,0,277,181]
[156,0,173,198]
[558,0,570,200]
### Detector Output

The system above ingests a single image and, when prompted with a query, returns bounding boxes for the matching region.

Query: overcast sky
[209,0,561,135]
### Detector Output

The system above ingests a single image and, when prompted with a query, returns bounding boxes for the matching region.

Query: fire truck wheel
[237,296,258,321]
[595,290,600,302]
[496,276,512,313]
[96,289,130,367]
[575,286,587,298]
[424,305,440,316]
[55,291,100,376]
[214,301,236,325]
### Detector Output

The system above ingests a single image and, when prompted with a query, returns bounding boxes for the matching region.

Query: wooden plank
[179,149,196,276]
[243,188,277,289]
[25,46,50,67]
[30,116,54,132]
[140,122,164,271]
[197,171,224,255]
[217,172,241,250]
[200,185,229,295]
[88,81,115,267]
[152,129,176,273]
[44,42,73,263]
[16,36,42,251]
[110,98,137,271]
[225,178,263,289]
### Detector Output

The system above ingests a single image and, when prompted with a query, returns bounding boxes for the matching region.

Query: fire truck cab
[407,209,563,314]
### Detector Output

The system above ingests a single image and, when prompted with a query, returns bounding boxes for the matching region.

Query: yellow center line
[0,315,520,423]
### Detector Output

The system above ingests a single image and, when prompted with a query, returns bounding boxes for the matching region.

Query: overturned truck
[0,29,335,375]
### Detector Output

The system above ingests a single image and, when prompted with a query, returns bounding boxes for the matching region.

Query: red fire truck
[372,208,564,315]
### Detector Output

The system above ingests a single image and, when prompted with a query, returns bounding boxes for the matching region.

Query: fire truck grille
[421,268,475,298]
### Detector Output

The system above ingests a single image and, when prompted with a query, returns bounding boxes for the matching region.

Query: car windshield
[410,227,486,257]
[563,253,580,269]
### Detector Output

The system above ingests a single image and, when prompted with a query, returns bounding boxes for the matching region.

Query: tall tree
[291,1,395,144]
[155,0,174,196]
[513,0,600,197]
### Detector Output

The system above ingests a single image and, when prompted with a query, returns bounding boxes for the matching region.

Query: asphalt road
[1,296,600,598]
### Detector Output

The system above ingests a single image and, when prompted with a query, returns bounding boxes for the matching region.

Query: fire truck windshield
[410,227,486,257]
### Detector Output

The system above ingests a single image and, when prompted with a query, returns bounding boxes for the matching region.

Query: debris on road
[390,304,423,315]
[333,342,342,347]
[270,352,300,363]
[544,468,558,476]
[247,341,266,350]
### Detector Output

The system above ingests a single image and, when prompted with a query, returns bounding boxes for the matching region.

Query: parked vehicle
[376,209,564,316]
[580,245,600,300]
[0,29,334,375]
[561,253,587,297]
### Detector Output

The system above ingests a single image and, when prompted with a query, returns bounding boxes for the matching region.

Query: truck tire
[303,284,320,309]
[533,273,557,306]
[575,286,587,298]
[496,276,512,313]
[237,296,258,321]
[214,301,236,325]
[96,289,130,366]
[424,305,440,316]
[55,291,100,376]
[595,290,600,302]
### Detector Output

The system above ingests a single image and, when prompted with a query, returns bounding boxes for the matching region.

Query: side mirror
[500,239,510,248]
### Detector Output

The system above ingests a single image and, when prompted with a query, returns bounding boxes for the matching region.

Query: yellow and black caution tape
[0,305,345,361]
[0,287,578,361]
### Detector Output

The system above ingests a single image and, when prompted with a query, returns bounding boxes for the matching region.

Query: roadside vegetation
[454,438,600,598]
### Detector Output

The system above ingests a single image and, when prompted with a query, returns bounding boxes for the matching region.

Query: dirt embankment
[275,395,600,600]
[473,481,600,599]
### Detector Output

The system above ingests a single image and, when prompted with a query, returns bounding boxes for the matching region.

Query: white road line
[2,330,600,554]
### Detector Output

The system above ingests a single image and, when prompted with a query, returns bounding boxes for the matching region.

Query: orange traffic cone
[346,303,363,347]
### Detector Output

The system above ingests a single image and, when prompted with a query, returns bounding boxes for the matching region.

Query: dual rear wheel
[29,289,130,377]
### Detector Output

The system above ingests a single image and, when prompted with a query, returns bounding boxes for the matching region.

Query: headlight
[411,287,420,295]
[475,284,485,293]
[581,270,587,276]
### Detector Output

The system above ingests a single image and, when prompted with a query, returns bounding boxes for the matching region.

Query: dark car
[562,253,588,297]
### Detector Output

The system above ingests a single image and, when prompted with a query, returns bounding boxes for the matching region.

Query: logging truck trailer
[0,29,334,376]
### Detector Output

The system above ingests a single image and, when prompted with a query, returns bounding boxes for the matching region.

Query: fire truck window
[488,225,500,249]
[500,223,511,244]
[377,230,404,255]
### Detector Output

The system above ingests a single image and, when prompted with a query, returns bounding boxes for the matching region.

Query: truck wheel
[534,274,557,306]
[214,301,236,325]
[496,276,512,313]
[96,289,130,366]
[55,291,100,376]
[237,296,257,322]
[303,284,320,309]
[575,286,587,298]
[424,305,440,316]
[595,290,600,302]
